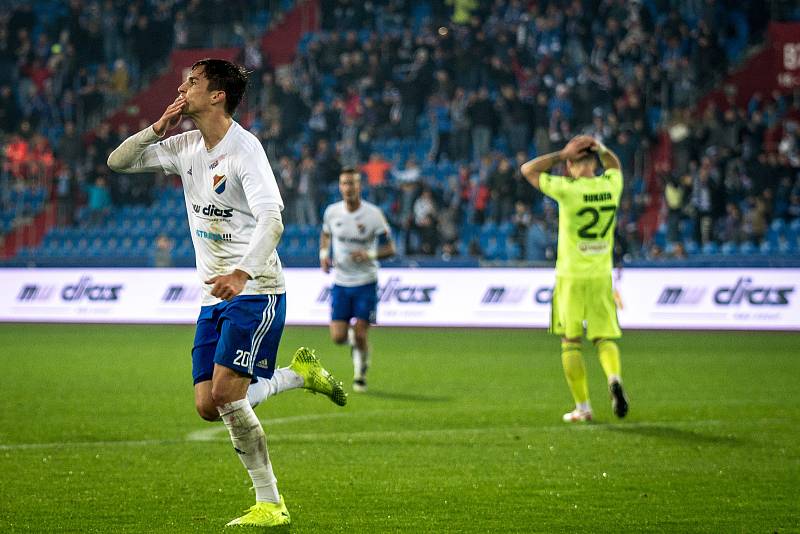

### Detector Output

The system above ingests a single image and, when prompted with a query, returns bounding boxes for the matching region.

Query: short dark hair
[572,153,597,165]
[191,59,249,116]
[340,167,359,175]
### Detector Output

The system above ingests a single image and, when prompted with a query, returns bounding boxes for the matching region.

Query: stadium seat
[679,219,695,241]
[739,242,756,255]
[770,218,785,235]
[701,242,719,255]
[654,228,667,248]
[721,242,737,256]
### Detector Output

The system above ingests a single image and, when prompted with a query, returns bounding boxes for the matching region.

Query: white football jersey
[139,121,285,304]
[323,200,390,287]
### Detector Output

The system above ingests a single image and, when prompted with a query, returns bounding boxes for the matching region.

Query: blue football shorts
[331,282,378,324]
[191,293,286,385]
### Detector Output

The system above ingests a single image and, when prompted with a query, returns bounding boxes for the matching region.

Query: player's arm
[519,152,561,190]
[319,230,332,273]
[352,210,395,263]
[107,96,185,173]
[376,232,396,260]
[591,140,621,170]
[353,231,394,262]
[520,137,591,189]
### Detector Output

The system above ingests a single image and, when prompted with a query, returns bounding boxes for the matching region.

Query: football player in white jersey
[107,59,346,528]
[320,168,395,392]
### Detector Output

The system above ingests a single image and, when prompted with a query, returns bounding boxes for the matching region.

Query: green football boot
[289,347,348,406]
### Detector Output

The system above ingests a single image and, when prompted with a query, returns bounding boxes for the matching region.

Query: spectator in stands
[392,155,421,184]
[295,156,319,226]
[690,167,714,245]
[413,187,438,255]
[664,174,687,243]
[54,166,75,227]
[361,152,391,205]
[511,200,532,260]
[0,85,20,133]
[84,176,111,226]
[742,195,768,244]
[449,87,471,162]
[497,85,532,156]
[427,94,452,162]
[4,134,29,179]
[469,172,490,226]
[154,234,174,268]
[56,121,82,173]
[468,87,494,162]
[488,157,514,224]
[719,202,745,244]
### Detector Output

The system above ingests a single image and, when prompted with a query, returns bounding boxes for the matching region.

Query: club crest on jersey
[357,223,366,234]
[212,174,226,194]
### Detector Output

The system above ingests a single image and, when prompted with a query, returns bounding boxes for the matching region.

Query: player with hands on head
[520,134,629,423]
[108,58,347,528]
[320,168,395,392]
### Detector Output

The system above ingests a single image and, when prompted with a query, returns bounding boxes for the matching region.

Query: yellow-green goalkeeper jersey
[539,168,623,279]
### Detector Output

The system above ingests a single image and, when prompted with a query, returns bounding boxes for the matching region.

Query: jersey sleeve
[322,206,332,234]
[538,172,569,202]
[374,207,390,237]
[237,147,284,213]
[107,126,181,175]
[150,136,181,175]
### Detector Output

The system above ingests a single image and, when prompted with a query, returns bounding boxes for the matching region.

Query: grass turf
[0,324,798,533]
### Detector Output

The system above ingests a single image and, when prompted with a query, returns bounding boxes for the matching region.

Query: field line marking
[1,417,787,452]
[0,438,185,451]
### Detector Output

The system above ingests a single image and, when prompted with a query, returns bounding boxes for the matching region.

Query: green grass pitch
[0,324,798,533]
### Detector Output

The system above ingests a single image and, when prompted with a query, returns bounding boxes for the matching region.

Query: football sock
[352,345,369,379]
[596,339,622,384]
[246,379,268,408]
[218,399,280,504]
[247,369,304,407]
[561,341,590,407]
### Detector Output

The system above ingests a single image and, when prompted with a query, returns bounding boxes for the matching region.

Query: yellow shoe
[225,497,291,527]
[289,347,348,406]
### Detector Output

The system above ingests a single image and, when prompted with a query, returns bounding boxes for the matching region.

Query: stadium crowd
[0,0,279,233]
[1,0,799,264]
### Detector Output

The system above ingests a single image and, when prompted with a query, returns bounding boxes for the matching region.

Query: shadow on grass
[361,389,453,403]
[605,425,744,446]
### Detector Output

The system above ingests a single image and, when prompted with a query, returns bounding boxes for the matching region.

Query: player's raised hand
[561,135,595,161]
[153,95,186,137]
[205,269,250,301]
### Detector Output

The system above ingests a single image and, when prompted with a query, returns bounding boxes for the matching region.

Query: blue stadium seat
[779,237,797,254]
[770,218,786,234]
[16,246,34,259]
[654,227,667,248]
[701,242,719,255]
[679,219,694,241]
[739,241,756,255]
[721,242,737,256]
